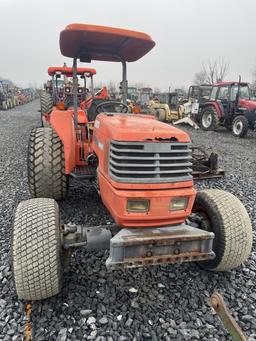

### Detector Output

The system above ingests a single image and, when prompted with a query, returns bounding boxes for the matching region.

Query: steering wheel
[95,101,129,115]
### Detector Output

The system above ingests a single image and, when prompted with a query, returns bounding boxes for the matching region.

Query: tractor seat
[87,98,119,121]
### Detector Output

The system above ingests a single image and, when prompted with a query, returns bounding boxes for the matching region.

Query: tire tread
[12,198,61,300]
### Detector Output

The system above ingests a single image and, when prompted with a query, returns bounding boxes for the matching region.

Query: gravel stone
[124,317,133,327]
[98,317,108,325]
[87,317,97,325]
[80,309,93,316]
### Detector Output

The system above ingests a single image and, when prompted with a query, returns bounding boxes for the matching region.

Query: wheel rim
[191,210,217,250]
[233,120,243,135]
[202,112,212,128]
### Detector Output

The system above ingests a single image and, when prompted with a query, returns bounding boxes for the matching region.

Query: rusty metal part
[25,303,32,341]
[192,147,225,180]
[62,223,115,250]
[107,251,214,269]
[106,223,215,269]
[211,293,247,341]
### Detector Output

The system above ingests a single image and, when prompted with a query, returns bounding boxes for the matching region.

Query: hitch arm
[211,293,247,341]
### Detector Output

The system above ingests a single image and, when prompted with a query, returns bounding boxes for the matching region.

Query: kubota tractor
[40,66,97,126]
[199,80,256,137]
[12,24,252,300]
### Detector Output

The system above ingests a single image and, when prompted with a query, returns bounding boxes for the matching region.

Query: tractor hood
[94,114,190,142]
[239,99,256,110]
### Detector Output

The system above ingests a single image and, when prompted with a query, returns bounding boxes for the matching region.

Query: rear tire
[64,95,73,110]
[200,107,219,131]
[231,115,248,138]
[155,109,166,122]
[193,189,252,271]
[12,198,62,300]
[40,91,53,127]
[28,127,68,200]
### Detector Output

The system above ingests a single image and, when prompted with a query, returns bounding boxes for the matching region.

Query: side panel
[50,110,76,174]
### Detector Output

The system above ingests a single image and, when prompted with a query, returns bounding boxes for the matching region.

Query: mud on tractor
[12,24,252,300]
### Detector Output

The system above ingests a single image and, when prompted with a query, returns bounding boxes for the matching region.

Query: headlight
[127,199,149,213]
[65,87,71,93]
[170,197,188,211]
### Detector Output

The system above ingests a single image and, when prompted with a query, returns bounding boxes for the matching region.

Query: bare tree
[215,58,230,82]
[194,59,230,84]
[193,70,207,85]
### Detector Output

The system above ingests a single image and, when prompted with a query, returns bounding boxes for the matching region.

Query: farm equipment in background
[0,81,8,110]
[11,23,252,301]
[40,66,97,126]
[0,82,14,109]
[199,79,256,137]
[151,91,199,128]
[172,85,212,129]
[139,87,153,108]
[0,82,35,110]
[127,86,139,102]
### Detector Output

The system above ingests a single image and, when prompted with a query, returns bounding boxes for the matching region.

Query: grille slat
[109,141,193,184]
[110,151,192,161]
[110,160,192,168]
[110,168,192,175]
[111,146,190,154]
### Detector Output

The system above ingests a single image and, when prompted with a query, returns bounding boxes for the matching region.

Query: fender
[201,101,222,118]
[50,110,76,174]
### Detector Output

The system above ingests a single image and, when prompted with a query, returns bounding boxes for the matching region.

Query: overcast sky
[0,0,256,91]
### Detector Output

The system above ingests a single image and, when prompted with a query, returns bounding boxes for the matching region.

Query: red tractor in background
[12,24,252,300]
[199,80,256,137]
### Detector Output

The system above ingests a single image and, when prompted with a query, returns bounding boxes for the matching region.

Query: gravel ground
[0,100,256,341]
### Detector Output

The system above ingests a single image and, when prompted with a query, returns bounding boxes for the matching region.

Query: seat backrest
[87,98,118,121]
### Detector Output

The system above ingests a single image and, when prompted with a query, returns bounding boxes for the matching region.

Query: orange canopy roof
[48,66,96,77]
[59,23,155,62]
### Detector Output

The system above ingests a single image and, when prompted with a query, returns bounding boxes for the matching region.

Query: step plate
[70,166,96,179]
[106,224,215,269]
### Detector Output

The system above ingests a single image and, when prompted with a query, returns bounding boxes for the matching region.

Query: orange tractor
[12,24,252,300]
[40,65,98,126]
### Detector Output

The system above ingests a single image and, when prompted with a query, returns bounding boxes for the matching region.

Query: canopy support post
[121,60,128,104]
[84,74,87,99]
[51,75,56,105]
[91,76,94,98]
[72,58,78,128]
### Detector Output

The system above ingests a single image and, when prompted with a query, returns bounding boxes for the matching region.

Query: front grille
[109,140,192,183]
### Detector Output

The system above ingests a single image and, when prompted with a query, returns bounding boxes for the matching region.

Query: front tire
[200,107,219,131]
[193,189,252,271]
[231,115,248,138]
[12,198,62,300]
[28,127,68,200]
